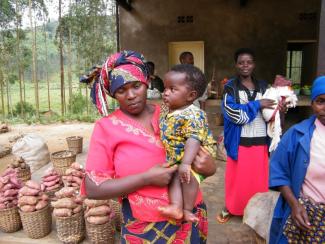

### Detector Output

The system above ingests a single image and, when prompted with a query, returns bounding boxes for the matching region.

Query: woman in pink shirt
[81,51,216,243]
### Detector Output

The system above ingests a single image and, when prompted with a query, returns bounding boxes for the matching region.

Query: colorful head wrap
[93,50,149,115]
[311,76,325,101]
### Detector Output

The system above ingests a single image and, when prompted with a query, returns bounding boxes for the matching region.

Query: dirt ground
[0,105,260,243]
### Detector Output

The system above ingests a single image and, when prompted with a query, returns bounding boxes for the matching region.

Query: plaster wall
[119,0,320,85]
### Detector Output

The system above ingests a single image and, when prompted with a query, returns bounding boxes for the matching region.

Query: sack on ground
[216,132,227,161]
[12,134,50,173]
[243,191,280,243]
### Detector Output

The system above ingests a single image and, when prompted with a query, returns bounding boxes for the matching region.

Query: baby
[262,75,298,151]
[158,64,216,222]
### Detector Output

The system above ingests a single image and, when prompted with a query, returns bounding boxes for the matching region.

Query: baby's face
[162,71,194,111]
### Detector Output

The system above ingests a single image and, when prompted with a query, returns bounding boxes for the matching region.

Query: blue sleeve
[269,132,293,189]
[222,87,261,125]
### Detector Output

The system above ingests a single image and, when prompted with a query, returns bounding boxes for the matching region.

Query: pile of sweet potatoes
[8,157,29,170]
[0,168,23,209]
[41,168,63,195]
[62,162,85,189]
[18,180,49,212]
[84,199,114,225]
[51,187,84,217]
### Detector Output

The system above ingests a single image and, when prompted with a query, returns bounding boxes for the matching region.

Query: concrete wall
[119,0,320,85]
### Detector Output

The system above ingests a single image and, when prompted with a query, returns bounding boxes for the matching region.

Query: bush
[13,101,36,116]
[69,93,87,114]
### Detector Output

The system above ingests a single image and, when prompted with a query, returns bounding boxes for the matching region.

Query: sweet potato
[19,186,40,196]
[51,198,77,209]
[43,178,60,187]
[3,183,14,191]
[62,175,73,182]
[0,203,6,209]
[25,180,40,190]
[85,205,110,217]
[84,199,110,208]
[46,183,61,191]
[71,182,80,188]
[40,184,46,192]
[35,200,48,210]
[4,189,18,197]
[71,162,83,170]
[18,196,38,206]
[73,205,82,214]
[74,195,84,204]
[20,205,36,212]
[43,175,59,182]
[40,194,49,201]
[72,176,82,184]
[53,208,72,217]
[2,168,16,177]
[0,196,15,203]
[87,216,110,225]
[9,177,22,188]
[0,181,3,190]
[55,187,75,198]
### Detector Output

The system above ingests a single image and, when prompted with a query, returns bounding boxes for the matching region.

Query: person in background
[146,61,164,93]
[269,76,325,244]
[217,48,277,223]
[82,50,216,243]
[179,51,208,110]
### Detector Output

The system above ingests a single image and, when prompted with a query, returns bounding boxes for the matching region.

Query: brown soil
[0,122,94,174]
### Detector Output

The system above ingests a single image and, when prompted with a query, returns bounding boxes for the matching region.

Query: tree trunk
[68,27,72,113]
[16,0,24,117]
[59,0,65,116]
[44,23,50,110]
[29,0,39,118]
[0,70,5,117]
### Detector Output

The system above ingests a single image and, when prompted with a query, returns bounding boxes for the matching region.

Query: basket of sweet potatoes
[8,157,31,183]
[18,180,52,239]
[0,168,23,233]
[84,199,115,244]
[51,150,76,176]
[52,187,85,243]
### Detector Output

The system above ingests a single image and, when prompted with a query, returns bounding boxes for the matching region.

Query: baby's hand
[179,164,191,184]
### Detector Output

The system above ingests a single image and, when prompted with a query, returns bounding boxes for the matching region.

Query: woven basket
[110,200,121,232]
[215,113,224,126]
[0,207,22,233]
[51,150,76,176]
[17,165,31,183]
[66,136,83,154]
[86,219,115,244]
[56,210,85,244]
[19,204,52,239]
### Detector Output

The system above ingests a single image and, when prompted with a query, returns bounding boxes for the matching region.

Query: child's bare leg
[158,172,183,219]
[182,173,199,222]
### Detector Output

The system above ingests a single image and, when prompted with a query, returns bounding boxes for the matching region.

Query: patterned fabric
[159,104,216,183]
[94,50,149,115]
[81,105,203,222]
[283,197,325,243]
[121,198,208,244]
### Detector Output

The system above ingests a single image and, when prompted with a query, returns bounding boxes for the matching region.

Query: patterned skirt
[120,199,208,244]
[283,197,325,243]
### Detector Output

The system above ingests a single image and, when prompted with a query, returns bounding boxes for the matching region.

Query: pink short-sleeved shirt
[81,105,202,222]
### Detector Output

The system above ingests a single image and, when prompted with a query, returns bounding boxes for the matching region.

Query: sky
[21,0,69,28]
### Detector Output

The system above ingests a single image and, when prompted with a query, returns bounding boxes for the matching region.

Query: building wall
[119,0,320,86]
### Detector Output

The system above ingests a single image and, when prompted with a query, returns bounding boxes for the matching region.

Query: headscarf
[94,50,149,116]
[311,76,325,101]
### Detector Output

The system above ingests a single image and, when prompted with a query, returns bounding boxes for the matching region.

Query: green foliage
[13,101,36,116]
[292,84,300,89]
[69,92,87,114]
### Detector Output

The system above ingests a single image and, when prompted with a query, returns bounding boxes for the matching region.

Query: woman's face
[114,81,147,116]
[235,54,255,78]
[312,94,325,125]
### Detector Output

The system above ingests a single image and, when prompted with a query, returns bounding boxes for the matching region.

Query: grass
[0,75,119,124]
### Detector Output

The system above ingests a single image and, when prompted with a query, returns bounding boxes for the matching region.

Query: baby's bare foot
[158,204,183,220]
[183,209,199,223]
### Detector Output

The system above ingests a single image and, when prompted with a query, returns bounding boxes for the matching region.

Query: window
[286,50,303,84]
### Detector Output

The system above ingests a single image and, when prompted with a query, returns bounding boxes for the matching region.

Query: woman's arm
[192,146,217,177]
[85,164,177,199]
[279,186,311,231]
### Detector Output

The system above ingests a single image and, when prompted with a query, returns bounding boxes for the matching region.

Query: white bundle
[262,86,298,152]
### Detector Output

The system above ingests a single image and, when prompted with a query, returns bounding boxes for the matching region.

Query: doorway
[168,41,205,72]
